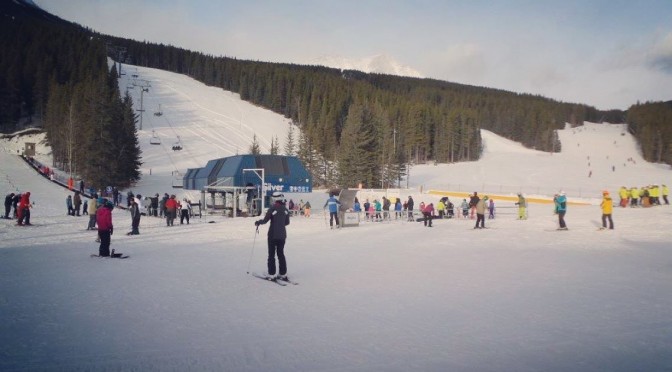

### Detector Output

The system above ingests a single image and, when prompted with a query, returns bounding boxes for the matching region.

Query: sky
[36,0,672,111]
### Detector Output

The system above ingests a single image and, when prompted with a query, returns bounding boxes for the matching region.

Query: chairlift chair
[149,130,161,145]
[154,104,163,116]
[172,136,183,151]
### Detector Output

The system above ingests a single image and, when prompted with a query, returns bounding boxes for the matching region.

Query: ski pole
[246,225,259,274]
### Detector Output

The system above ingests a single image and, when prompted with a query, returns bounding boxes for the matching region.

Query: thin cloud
[648,32,672,73]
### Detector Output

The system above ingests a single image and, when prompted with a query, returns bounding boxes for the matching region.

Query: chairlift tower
[132,79,151,130]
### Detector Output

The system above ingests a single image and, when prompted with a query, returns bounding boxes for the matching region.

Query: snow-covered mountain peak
[312,54,423,78]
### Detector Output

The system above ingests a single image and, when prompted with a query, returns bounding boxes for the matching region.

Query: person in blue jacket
[554,191,568,230]
[324,193,341,229]
[353,197,362,214]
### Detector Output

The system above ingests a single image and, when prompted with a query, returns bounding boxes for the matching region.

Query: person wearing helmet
[600,190,614,230]
[255,192,291,281]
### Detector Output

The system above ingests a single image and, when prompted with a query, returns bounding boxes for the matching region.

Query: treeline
[0,2,141,188]
[626,101,672,165]
[106,35,626,187]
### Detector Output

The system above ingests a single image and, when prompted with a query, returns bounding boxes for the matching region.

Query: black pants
[267,238,286,276]
[131,217,140,234]
[329,212,339,227]
[4,204,10,218]
[423,212,432,227]
[180,209,190,224]
[558,211,567,228]
[99,230,111,256]
[475,213,485,228]
[602,214,613,229]
[18,208,30,224]
[166,210,175,226]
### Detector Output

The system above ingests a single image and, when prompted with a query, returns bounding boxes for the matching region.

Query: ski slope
[1,64,672,371]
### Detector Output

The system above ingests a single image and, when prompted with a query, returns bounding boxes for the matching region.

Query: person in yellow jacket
[436,200,446,218]
[515,193,527,220]
[618,186,628,207]
[650,184,660,205]
[600,191,614,230]
[629,187,639,207]
[663,184,669,205]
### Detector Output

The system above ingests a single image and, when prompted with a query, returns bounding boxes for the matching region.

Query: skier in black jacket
[4,193,15,219]
[255,192,290,281]
[407,195,414,221]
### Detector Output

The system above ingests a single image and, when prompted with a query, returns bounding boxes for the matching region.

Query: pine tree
[284,122,296,156]
[270,135,279,155]
[249,134,261,155]
[337,101,379,188]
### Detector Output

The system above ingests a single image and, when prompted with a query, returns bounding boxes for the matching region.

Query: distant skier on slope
[255,192,291,281]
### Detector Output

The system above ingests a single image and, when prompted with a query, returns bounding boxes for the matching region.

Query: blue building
[183,155,312,216]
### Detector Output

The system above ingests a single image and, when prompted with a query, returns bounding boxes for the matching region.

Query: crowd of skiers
[124,191,195,229]
[352,192,501,229]
[617,185,669,207]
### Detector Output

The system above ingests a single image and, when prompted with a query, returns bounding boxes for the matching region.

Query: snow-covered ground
[1,64,671,371]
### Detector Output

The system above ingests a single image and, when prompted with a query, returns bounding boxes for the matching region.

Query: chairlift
[172,136,183,151]
[149,130,161,145]
[154,104,163,117]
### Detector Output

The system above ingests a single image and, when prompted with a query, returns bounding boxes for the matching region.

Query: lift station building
[182,154,312,216]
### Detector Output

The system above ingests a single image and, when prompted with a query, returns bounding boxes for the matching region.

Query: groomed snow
[1,64,671,371]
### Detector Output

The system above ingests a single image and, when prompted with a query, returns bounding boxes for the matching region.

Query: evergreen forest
[0,1,141,188]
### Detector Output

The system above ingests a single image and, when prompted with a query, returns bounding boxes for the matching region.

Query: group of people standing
[3,192,32,225]
[618,185,669,207]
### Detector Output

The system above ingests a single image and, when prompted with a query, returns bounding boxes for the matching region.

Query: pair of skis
[251,272,299,286]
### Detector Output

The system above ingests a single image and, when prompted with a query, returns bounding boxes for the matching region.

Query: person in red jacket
[17,192,32,226]
[422,203,434,227]
[96,201,114,256]
[164,194,178,226]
